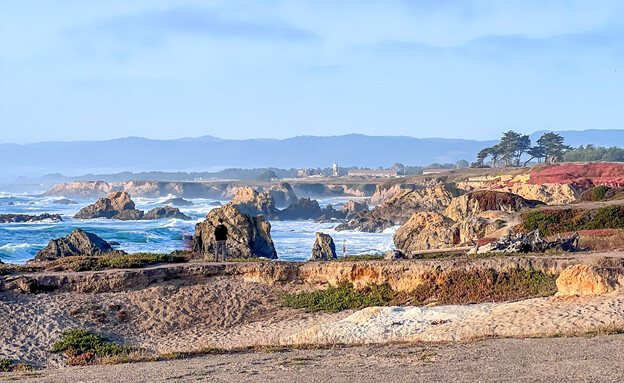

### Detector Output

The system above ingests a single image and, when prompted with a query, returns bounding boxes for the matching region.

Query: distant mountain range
[1,130,622,182]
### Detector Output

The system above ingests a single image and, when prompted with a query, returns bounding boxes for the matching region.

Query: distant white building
[333,162,339,177]
[422,168,454,175]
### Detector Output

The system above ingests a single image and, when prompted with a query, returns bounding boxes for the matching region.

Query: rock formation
[444,190,544,222]
[192,204,277,259]
[267,183,298,208]
[74,192,144,220]
[230,187,276,218]
[143,206,191,220]
[33,228,125,262]
[163,197,194,206]
[337,184,460,233]
[310,233,337,261]
[278,198,322,220]
[556,265,613,296]
[393,212,459,252]
[339,200,368,220]
[0,213,62,223]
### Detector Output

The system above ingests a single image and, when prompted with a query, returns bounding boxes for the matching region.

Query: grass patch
[50,329,141,366]
[413,251,464,260]
[524,206,624,236]
[50,252,188,272]
[336,254,384,262]
[409,269,557,306]
[0,359,33,373]
[281,281,395,312]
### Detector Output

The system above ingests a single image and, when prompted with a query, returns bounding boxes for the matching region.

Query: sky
[0,0,623,144]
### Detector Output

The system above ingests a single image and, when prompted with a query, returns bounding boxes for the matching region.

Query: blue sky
[0,0,622,143]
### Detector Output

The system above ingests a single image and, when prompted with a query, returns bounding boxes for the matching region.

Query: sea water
[0,192,395,264]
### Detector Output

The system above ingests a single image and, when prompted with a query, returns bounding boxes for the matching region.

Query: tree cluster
[563,145,624,162]
[474,131,570,168]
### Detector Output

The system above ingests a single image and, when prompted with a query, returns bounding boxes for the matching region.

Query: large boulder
[192,204,277,259]
[33,228,125,262]
[278,198,322,220]
[310,233,337,261]
[143,206,191,220]
[230,187,276,218]
[267,183,298,208]
[74,192,143,220]
[336,184,461,233]
[0,213,62,223]
[444,190,544,222]
[393,212,459,252]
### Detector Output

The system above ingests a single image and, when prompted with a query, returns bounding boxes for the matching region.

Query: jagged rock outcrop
[33,228,125,262]
[556,265,613,296]
[0,214,62,223]
[337,184,461,233]
[278,198,322,220]
[475,230,579,254]
[339,200,369,220]
[393,212,459,252]
[74,192,144,220]
[143,206,191,220]
[310,233,337,261]
[53,199,78,205]
[444,191,544,222]
[41,181,114,198]
[314,204,345,223]
[267,183,298,208]
[192,204,277,259]
[230,187,276,218]
[163,197,194,206]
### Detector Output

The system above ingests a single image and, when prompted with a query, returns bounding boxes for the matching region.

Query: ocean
[0,192,395,264]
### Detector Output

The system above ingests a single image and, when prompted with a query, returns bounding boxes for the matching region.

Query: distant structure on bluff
[333,162,339,177]
[347,170,398,178]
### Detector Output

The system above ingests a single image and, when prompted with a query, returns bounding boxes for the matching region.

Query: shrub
[410,269,557,306]
[0,358,33,372]
[51,253,188,272]
[523,206,624,236]
[281,281,395,312]
[336,254,384,262]
[50,329,139,366]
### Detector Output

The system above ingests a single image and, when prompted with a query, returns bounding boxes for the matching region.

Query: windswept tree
[537,132,570,164]
[499,130,531,166]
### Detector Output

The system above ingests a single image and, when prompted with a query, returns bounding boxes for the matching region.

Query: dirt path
[7,334,624,382]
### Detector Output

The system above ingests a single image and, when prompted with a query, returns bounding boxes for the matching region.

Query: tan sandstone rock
[393,212,459,252]
[444,190,543,222]
[556,264,613,296]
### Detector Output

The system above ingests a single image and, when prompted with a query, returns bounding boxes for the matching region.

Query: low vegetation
[0,358,33,372]
[281,281,395,312]
[50,329,140,366]
[282,269,557,312]
[523,206,624,236]
[579,186,624,202]
[50,252,188,272]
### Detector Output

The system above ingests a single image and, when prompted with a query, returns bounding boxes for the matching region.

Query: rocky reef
[74,192,189,221]
[192,204,277,260]
[0,213,62,223]
[33,228,125,262]
[162,197,194,206]
[310,233,337,261]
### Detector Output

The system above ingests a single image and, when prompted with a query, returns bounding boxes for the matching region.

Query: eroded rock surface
[444,190,543,222]
[267,183,298,208]
[33,228,125,262]
[337,184,461,233]
[556,265,613,296]
[192,204,277,259]
[278,198,322,220]
[393,212,459,251]
[310,233,337,261]
[230,187,276,218]
[74,192,143,220]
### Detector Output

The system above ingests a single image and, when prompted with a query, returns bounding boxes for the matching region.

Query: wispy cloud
[72,5,320,45]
